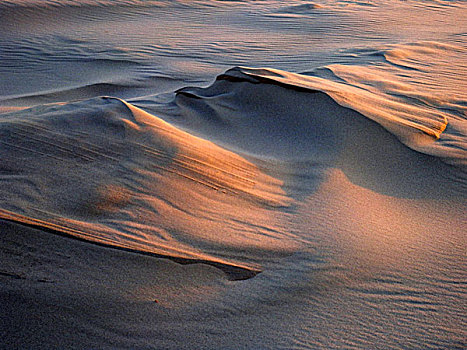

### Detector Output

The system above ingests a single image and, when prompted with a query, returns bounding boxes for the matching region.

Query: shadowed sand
[1,69,465,278]
[1,1,466,348]
[0,96,294,281]
[0,219,230,349]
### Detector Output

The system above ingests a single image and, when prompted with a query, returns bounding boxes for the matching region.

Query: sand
[1,0,466,349]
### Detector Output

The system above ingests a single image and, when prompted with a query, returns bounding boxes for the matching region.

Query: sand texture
[1,0,466,349]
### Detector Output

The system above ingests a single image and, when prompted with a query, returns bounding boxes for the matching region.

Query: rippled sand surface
[1,1,466,349]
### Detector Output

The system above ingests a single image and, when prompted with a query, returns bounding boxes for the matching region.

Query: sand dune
[1,70,465,281]
[173,69,465,199]
[1,83,465,347]
[1,0,466,348]
[0,96,296,280]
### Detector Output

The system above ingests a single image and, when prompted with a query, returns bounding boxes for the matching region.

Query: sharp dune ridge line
[235,67,448,138]
[1,74,465,282]
[219,66,466,166]
[0,0,466,348]
[0,210,259,280]
[0,96,294,280]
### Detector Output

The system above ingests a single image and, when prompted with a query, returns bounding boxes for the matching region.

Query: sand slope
[0,96,298,280]
[1,80,465,346]
[1,0,466,348]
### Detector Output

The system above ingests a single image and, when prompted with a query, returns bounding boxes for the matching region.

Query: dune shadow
[0,96,287,280]
[171,73,465,201]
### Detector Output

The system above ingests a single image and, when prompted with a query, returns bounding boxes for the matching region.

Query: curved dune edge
[1,71,462,281]
[172,66,464,166]
[227,66,448,141]
[0,209,259,281]
[0,96,296,281]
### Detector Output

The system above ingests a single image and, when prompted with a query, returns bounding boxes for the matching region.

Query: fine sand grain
[1,0,466,348]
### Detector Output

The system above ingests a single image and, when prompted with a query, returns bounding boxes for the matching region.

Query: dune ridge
[0,96,295,280]
[2,67,465,283]
[169,66,465,167]
[231,68,447,139]
[1,0,466,347]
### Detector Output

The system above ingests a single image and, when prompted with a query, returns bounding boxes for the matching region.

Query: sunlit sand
[1,0,466,349]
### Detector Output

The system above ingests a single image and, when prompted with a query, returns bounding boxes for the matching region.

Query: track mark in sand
[0,270,55,283]
[0,140,68,162]
[0,270,25,280]
[2,123,122,163]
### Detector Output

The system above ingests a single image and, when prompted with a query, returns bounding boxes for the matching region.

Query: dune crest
[1,0,466,348]
[0,97,295,280]
[234,68,446,136]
